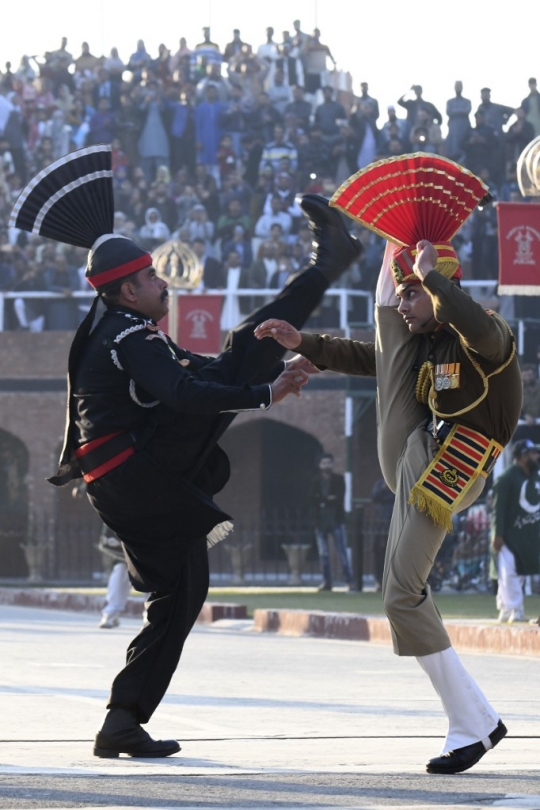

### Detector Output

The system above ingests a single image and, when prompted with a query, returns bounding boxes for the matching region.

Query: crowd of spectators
[0,26,539,337]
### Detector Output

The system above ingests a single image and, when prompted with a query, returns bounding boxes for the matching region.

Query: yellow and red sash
[409,424,502,531]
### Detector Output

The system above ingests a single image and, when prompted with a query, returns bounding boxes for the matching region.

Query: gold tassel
[415,361,433,404]
[409,487,454,532]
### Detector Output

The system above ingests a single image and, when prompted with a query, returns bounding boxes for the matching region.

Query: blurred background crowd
[0,25,538,339]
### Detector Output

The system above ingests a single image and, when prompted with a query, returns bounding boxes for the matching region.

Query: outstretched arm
[255,318,376,376]
[254,318,302,350]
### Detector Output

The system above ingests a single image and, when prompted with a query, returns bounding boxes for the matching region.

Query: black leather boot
[297,194,363,283]
[94,707,181,758]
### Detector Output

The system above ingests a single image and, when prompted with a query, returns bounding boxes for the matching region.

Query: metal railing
[0,288,374,332]
[2,503,498,592]
[1,283,537,355]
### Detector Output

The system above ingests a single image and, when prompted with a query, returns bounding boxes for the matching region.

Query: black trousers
[106,264,329,723]
[108,536,209,723]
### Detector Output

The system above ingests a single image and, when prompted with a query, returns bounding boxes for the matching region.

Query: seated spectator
[175,203,214,248]
[93,67,120,111]
[147,180,179,231]
[409,108,442,154]
[113,211,129,235]
[269,255,296,288]
[349,102,380,169]
[397,84,442,127]
[43,252,80,330]
[254,194,293,239]
[505,107,535,167]
[223,29,250,64]
[12,259,47,331]
[87,97,114,146]
[383,134,407,157]
[461,111,497,177]
[262,171,301,230]
[195,84,226,185]
[521,365,540,426]
[137,207,171,250]
[289,239,310,271]
[103,47,125,83]
[222,224,253,269]
[259,123,298,174]
[219,169,253,214]
[266,69,293,116]
[256,27,280,66]
[250,91,283,144]
[216,197,252,242]
[240,133,265,188]
[193,165,220,222]
[169,38,192,84]
[266,222,289,256]
[314,85,347,140]
[227,48,268,104]
[196,63,231,104]
[127,40,152,84]
[284,85,312,132]
[248,240,278,288]
[379,105,409,149]
[192,27,222,76]
[296,125,331,184]
[220,248,247,327]
[220,85,251,159]
[273,42,304,90]
[152,43,171,85]
[216,134,237,185]
[522,77,540,138]
[191,236,223,288]
[137,80,171,182]
[333,123,361,183]
[355,82,380,123]
[175,184,201,225]
[445,81,471,163]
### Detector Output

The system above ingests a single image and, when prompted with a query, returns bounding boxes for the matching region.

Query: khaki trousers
[376,306,484,656]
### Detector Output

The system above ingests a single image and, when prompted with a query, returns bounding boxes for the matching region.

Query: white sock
[417,647,499,754]
[375,241,399,308]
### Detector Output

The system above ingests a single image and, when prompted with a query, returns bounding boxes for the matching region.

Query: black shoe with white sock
[426,719,507,774]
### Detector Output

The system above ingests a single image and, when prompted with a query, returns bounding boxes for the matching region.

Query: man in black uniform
[9,144,360,759]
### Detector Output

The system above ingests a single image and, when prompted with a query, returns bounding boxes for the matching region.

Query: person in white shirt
[255,195,293,239]
[257,27,280,65]
[220,248,243,329]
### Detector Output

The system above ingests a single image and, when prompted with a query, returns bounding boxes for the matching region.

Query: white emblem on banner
[185,309,214,340]
[506,224,540,265]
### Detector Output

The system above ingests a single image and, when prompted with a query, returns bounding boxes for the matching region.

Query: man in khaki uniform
[255,155,522,774]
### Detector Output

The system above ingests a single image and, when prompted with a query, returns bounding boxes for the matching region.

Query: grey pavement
[0,604,539,809]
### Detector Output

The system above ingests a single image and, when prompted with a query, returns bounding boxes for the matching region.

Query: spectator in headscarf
[138,207,171,250]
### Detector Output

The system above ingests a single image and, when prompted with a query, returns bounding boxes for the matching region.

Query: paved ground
[0,604,539,809]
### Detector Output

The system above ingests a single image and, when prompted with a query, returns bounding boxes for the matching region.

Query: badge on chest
[434,363,461,391]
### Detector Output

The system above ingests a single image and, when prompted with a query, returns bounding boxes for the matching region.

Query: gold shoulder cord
[415,361,433,405]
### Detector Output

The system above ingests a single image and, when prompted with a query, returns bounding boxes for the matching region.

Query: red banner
[497,202,540,294]
[177,294,223,354]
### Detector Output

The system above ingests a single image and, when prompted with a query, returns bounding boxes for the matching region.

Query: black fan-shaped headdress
[10,144,114,247]
[9,144,151,289]
[10,144,153,486]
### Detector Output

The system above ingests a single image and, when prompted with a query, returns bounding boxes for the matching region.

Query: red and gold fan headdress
[330,154,491,285]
